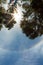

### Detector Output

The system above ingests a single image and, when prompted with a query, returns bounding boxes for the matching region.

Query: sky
[0,24,43,65]
[0,0,43,65]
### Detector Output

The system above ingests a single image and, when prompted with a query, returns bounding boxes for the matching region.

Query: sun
[13,5,23,23]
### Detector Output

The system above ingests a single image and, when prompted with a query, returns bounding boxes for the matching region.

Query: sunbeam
[13,4,23,23]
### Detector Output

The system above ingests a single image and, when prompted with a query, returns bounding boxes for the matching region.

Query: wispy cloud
[0,38,43,65]
[15,39,43,65]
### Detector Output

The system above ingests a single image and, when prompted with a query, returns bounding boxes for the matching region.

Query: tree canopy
[20,0,43,39]
[0,0,43,39]
[0,0,16,30]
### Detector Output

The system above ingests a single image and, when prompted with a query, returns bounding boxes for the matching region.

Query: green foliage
[20,0,43,39]
[0,0,16,30]
[0,0,43,39]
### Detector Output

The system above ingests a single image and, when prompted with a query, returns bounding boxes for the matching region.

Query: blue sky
[0,0,43,65]
[0,23,43,65]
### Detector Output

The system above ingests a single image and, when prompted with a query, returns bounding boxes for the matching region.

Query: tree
[20,0,43,39]
[0,0,43,39]
[0,0,17,30]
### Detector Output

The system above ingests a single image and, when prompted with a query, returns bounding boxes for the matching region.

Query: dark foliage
[20,0,43,39]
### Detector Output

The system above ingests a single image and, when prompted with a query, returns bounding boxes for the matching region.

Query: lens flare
[13,5,23,23]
